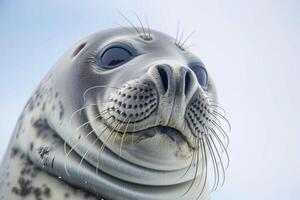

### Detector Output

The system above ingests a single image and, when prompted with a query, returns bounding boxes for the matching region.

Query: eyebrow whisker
[133,12,147,39]
[175,20,180,45]
[179,30,196,49]
[145,15,152,39]
[118,11,141,36]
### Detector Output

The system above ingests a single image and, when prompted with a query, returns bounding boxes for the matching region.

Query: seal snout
[99,62,208,147]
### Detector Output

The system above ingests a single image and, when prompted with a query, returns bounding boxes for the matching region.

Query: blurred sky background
[0,0,299,199]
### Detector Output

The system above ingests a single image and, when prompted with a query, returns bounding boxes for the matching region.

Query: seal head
[6,27,229,200]
[62,28,217,171]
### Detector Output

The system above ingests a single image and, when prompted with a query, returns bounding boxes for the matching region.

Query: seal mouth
[109,124,193,149]
[131,125,188,145]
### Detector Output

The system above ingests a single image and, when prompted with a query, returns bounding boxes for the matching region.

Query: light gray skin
[0,27,229,200]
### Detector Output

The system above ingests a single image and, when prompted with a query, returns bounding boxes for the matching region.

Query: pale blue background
[0,0,299,199]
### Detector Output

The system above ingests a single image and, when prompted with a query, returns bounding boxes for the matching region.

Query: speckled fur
[0,72,100,200]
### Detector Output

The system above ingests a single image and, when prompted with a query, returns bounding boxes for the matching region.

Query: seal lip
[135,125,191,146]
[96,42,138,69]
[110,124,193,148]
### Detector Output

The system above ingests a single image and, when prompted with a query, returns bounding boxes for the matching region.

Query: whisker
[65,114,112,177]
[145,15,151,39]
[175,20,180,45]
[119,118,131,158]
[196,137,208,199]
[181,135,199,197]
[130,113,138,145]
[177,28,185,48]
[178,136,197,180]
[111,116,128,149]
[64,102,111,157]
[76,108,109,131]
[69,100,113,126]
[134,12,147,39]
[206,97,223,104]
[197,137,206,197]
[96,122,121,175]
[210,104,227,119]
[179,30,196,49]
[209,111,222,126]
[112,113,124,148]
[204,133,219,191]
[210,120,229,147]
[212,111,231,132]
[207,133,226,187]
[207,98,227,114]
[209,128,229,169]
[118,11,141,35]
[77,127,108,177]
[83,85,120,102]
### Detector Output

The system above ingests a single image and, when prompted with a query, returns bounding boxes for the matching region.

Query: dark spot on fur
[26,97,35,112]
[42,103,46,111]
[10,155,45,199]
[14,114,24,138]
[30,143,34,151]
[58,101,64,120]
[43,186,51,198]
[33,188,42,198]
[64,192,70,198]
[20,168,26,176]
[33,119,50,137]
[51,157,55,169]
[38,147,50,160]
[12,177,32,197]
[20,153,26,159]
[10,147,19,158]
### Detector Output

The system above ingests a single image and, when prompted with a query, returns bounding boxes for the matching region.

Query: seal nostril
[157,66,169,93]
[184,71,191,96]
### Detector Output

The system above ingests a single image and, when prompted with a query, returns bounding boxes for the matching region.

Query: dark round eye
[100,45,133,69]
[189,64,208,90]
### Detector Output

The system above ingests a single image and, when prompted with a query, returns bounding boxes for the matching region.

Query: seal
[0,26,230,200]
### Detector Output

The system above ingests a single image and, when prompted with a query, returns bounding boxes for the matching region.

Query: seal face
[0,27,230,200]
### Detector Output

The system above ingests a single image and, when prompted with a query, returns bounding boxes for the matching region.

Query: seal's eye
[189,64,208,90]
[100,45,133,69]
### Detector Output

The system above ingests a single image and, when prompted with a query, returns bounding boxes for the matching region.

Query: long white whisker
[83,85,120,102]
[96,122,120,175]
[119,118,131,158]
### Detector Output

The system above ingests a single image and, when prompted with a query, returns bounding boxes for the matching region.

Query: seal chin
[123,127,193,169]
[90,118,194,171]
